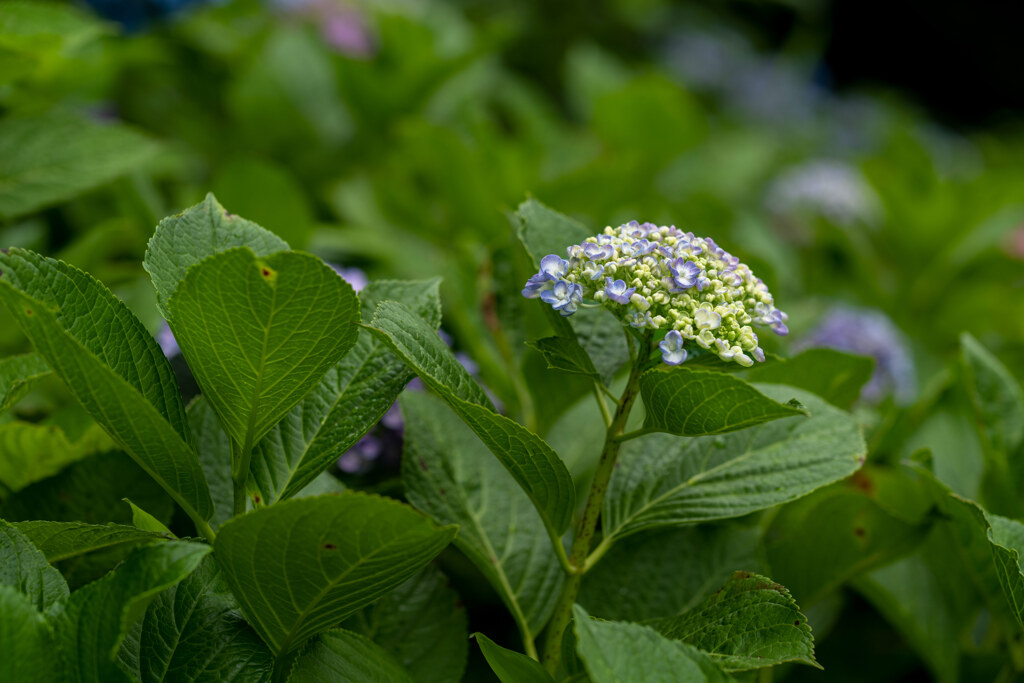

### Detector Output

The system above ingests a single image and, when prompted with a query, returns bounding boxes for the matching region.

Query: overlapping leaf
[13,520,169,563]
[649,572,819,672]
[0,519,68,610]
[0,352,50,414]
[961,332,1024,458]
[573,605,732,683]
[251,279,441,503]
[368,300,575,537]
[402,392,563,641]
[0,248,213,523]
[213,493,456,656]
[343,566,467,683]
[137,556,273,683]
[603,386,864,543]
[288,629,413,682]
[640,367,806,437]
[0,585,58,683]
[144,193,289,318]
[167,248,359,452]
[49,542,211,683]
[0,420,95,492]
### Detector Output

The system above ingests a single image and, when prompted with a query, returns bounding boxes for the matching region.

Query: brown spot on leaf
[794,620,800,626]
[261,268,271,277]
[323,543,337,550]
[854,527,866,538]
[24,309,32,316]
[252,494,262,505]
[418,457,428,471]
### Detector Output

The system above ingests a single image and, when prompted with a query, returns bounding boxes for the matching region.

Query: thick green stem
[541,335,650,674]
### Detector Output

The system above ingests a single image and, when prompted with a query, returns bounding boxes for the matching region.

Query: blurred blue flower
[329,264,368,293]
[795,306,916,404]
[766,160,882,228]
[156,321,179,358]
[81,0,209,32]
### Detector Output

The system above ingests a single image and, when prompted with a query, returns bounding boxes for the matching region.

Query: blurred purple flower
[156,322,180,358]
[337,433,382,474]
[766,160,881,228]
[795,306,915,404]
[329,264,368,292]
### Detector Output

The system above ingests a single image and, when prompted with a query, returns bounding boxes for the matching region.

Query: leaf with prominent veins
[167,248,360,456]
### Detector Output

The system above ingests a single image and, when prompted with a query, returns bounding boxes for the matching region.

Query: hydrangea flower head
[522,221,788,367]
[795,306,915,404]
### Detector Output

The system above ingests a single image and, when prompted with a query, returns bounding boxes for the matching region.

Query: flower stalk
[540,333,651,674]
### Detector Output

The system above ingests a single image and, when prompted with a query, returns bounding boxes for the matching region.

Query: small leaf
[640,367,806,437]
[604,386,864,543]
[50,542,211,683]
[527,336,600,379]
[476,632,554,683]
[0,584,58,683]
[167,248,360,453]
[961,332,1024,457]
[213,493,456,656]
[0,352,50,414]
[368,300,575,537]
[137,556,273,683]
[343,567,468,683]
[13,520,169,563]
[0,519,68,610]
[125,499,175,537]
[252,278,442,503]
[573,605,732,683]
[649,571,819,672]
[288,629,413,683]
[402,392,563,640]
[144,193,289,319]
[0,248,214,524]
[747,348,875,409]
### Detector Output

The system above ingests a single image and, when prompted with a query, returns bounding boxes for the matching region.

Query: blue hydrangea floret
[522,220,788,367]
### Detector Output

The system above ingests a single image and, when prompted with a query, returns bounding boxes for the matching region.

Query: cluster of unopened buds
[523,221,788,367]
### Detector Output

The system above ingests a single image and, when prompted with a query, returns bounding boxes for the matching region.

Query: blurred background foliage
[2,0,1024,680]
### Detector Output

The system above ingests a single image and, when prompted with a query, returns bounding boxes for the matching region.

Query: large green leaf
[137,556,273,683]
[0,352,50,414]
[0,584,58,683]
[144,193,289,319]
[213,493,456,656]
[603,386,864,543]
[368,300,575,537]
[961,333,1024,458]
[579,523,760,623]
[649,572,819,672]
[0,248,213,524]
[747,348,874,409]
[763,469,934,606]
[0,111,158,219]
[640,367,806,437]
[13,521,169,563]
[343,567,467,683]
[476,633,554,683]
[50,542,211,683]
[288,629,413,683]
[0,420,95,492]
[573,605,731,683]
[252,279,441,503]
[167,248,360,454]
[402,392,563,640]
[0,519,68,610]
